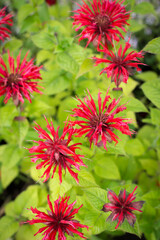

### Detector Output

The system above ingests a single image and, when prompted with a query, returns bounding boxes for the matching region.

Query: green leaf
[139,158,158,176]
[5,185,39,218]
[0,104,18,127]
[56,52,79,74]
[84,187,108,210]
[78,171,98,187]
[16,224,37,240]
[150,108,160,126]
[143,191,160,208]
[134,2,156,15]
[141,79,160,108]
[1,166,19,189]
[76,58,94,78]
[121,77,139,96]
[41,70,70,95]
[143,37,160,54]
[129,19,145,33]
[31,32,55,50]
[0,216,19,240]
[1,144,22,168]
[94,155,121,180]
[18,4,34,24]
[13,119,29,146]
[136,71,158,82]
[4,38,23,52]
[36,50,53,65]
[49,173,72,201]
[125,139,145,156]
[125,97,148,113]
[84,209,108,235]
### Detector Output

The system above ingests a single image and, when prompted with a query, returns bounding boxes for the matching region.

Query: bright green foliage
[0,0,160,240]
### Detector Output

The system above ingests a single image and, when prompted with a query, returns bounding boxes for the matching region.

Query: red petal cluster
[0,51,42,105]
[0,7,13,42]
[102,186,145,229]
[27,195,88,240]
[70,90,133,150]
[72,0,130,48]
[28,116,85,183]
[46,0,56,5]
[93,39,145,88]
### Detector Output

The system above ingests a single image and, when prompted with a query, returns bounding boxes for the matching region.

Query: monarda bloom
[0,51,42,105]
[102,186,145,229]
[70,90,133,150]
[46,0,56,5]
[72,0,130,48]
[93,39,145,89]
[0,7,13,42]
[27,195,89,240]
[28,116,85,183]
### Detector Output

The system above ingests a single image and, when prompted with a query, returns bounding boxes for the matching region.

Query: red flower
[28,116,85,183]
[72,0,130,48]
[102,186,145,229]
[46,0,56,5]
[70,90,133,150]
[0,51,42,105]
[0,7,13,42]
[93,39,145,88]
[27,195,89,240]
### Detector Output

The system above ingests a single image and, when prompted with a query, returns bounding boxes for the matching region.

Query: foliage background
[0,0,160,240]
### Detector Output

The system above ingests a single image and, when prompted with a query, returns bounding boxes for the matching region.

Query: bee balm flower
[28,116,85,183]
[70,90,133,150]
[72,0,130,48]
[93,39,145,89]
[27,195,89,240]
[0,51,42,105]
[0,7,13,42]
[102,186,145,229]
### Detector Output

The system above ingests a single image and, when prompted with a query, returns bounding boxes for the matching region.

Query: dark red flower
[27,195,89,240]
[28,116,85,183]
[72,0,130,48]
[46,0,56,5]
[0,7,13,42]
[0,51,43,105]
[102,186,145,229]
[70,90,133,150]
[93,39,145,88]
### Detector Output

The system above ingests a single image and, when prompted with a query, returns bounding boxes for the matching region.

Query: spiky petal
[70,89,133,150]
[102,186,145,229]
[27,195,89,240]
[93,39,145,88]
[72,0,130,48]
[0,7,13,42]
[0,51,43,105]
[28,116,85,183]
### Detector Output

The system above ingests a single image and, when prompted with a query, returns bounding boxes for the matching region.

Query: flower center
[113,56,124,65]
[90,113,108,128]
[8,73,20,84]
[94,14,110,33]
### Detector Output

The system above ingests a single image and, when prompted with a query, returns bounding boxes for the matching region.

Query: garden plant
[0,0,160,240]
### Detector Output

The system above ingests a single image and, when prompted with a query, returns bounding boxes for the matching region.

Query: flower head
[102,186,145,229]
[93,39,145,88]
[70,90,133,150]
[27,195,89,240]
[0,7,13,42]
[72,0,130,48]
[0,51,43,105]
[46,0,56,5]
[28,116,85,183]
